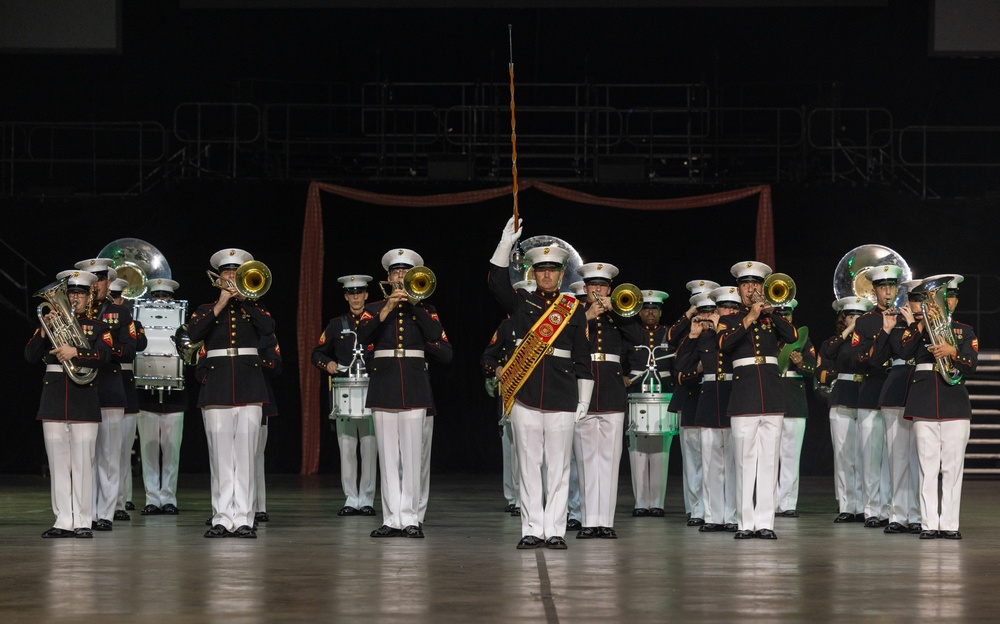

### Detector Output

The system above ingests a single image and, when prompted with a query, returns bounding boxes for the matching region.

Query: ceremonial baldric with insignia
[499,293,579,415]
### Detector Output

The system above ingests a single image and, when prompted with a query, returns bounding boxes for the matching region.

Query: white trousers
[699,428,727,525]
[336,416,378,509]
[777,417,807,513]
[372,409,424,529]
[117,413,137,509]
[857,408,886,518]
[883,406,920,524]
[43,421,98,530]
[567,448,581,522]
[829,406,861,514]
[137,410,184,507]
[254,420,268,514]
[681,426,704,519]
[913,419,970,532]
[730,414,782,532]
[502,421,521,507]
[510,403,575,540]
[574,411,625,528]
[418,415,433,523]
[203,405,261,531]
[94,408,124,522]
[628,431,671,510]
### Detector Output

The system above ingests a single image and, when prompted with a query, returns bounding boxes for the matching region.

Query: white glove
[574,379,595,422]
[489,216,524,267]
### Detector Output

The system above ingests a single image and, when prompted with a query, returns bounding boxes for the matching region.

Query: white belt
[46,365,64,373]
[206,348,258,358]
[120,363,133,371]
[732,356,778,368]
[837,373,864,383]
[891,358,915,367]
[914,363,939,372]
[591,353,621,363]
[702,373,730,382]
[782,371,802,378]
[373,349,425,359]
[630,370,671,378]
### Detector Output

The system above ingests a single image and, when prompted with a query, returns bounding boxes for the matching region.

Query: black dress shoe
[686,517,705,527]
[204,524,230,538]
[734,530,755,539]
[546,536,568,549]
[650,508,665,518]
[878,518,889,527]
[566,519,583,531]
[233,525,257,539]
[699,523,724,532]
[516,535,544,549]
[359,506,376,516]
[161,504,180,515]
[941,530,962,539]
[337,506,360,517]
[205,516,214,527]
[370,525,403,538]
[884,522,906,534]
[834,512,854,523]
[919,530,939,539]
[598,527,618,539]
[141,505,162,515]
[863,517,881,528]
[510,507,521,517]
[504,504,516,513]
[724,523,738,532]
[254,511,269,523]
[853,513,866,522]
[777,509,799,518]
[632,508,650,517]
[909,523,923,534]
[403,525,424,538]
[755,529,778,540]
[125,501,135,511]
[74,527,93,538]
[576,527,598,539]
[41,527,75,538]
[114,510,130,521]
[92,519,113,531]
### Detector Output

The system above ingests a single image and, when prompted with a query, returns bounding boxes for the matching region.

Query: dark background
[2,1,998,478]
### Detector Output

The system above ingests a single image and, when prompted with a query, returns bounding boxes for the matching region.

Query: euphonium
[34,279,99,385]
[918,275,963,386]
[171,324,204,366]
[611,283,643,317]
[754,273,796,307]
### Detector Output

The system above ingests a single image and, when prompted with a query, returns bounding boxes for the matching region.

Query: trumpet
[589,283,643,317]
[752,273,796,307]
[380,265,436,301]
[207,260,272,300]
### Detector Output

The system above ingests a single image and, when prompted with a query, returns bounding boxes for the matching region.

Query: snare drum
[134,300,188,391]
[330,378,372,419]
[627,392,677,435]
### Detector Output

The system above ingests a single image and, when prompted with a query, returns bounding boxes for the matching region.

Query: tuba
[833,244,911,307]
[918,274,964,386]
[34,278,99,385]
[98,238,172,300]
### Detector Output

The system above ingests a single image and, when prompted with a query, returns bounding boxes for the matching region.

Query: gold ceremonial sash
[499,293,579,415]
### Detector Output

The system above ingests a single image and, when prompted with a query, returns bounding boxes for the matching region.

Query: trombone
[380,265,436,301]
[207,260,272,300]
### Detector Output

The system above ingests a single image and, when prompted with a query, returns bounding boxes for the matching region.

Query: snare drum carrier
[134,299,188,395]
[627,343,678,436]
[329,320,372,420]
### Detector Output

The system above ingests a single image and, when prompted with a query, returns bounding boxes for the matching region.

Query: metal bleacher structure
[2,79,1000,474]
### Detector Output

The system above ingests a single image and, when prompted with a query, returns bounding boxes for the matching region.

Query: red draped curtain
[297,180,773,474]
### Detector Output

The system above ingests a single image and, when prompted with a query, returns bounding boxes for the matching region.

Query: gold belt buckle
[907,359,915,366]
[545,346,554,356]
[226,347,238,357]
[753,356,765,365]
[854,374,864,383]
[394,348,406,357]
[594,353,606,362]
[718,373,727,381]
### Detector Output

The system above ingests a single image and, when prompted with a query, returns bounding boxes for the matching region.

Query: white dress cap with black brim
[577,262,619,284]
[145,278,180,295]
[210,248,254,271]
[772,297,799,314]
[568,280,586,296]
[862,264,903,285]
[338,275,373,293]
[689,292,717,311]
[109,278,130,294]
[833,296,874,314]
[57,269,99,293]
[513,279,536,291]
[709,286,742,308]
[524,245,570,270]
[686,279,721,295]
[381,248,424,272]
[947,274,964,293]
[640,289,669,307]
[730,261,773,284]
[75,258,114,278]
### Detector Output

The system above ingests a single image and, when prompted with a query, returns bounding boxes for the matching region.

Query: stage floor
[0,473,996,623]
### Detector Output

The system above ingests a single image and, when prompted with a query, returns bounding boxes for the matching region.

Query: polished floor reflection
[0,473,996,623]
